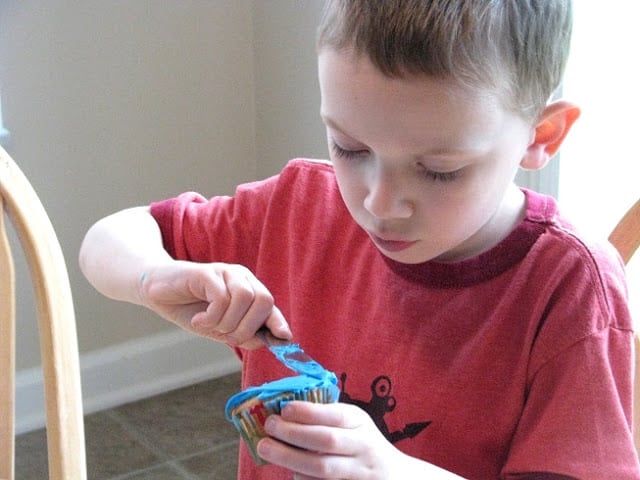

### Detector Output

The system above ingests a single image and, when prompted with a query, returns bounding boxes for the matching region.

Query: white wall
[0,0,325,430]
[252,0,327,178]
[559,2,639,235]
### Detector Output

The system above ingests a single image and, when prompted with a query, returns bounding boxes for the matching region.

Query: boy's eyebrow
[321,112,484,158]
[320,114,348,135]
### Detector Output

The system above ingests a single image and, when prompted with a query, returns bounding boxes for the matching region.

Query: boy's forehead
[318,49,500,115]
[318,49,523,152]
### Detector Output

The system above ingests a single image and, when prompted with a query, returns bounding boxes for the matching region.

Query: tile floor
[15,371,242,479]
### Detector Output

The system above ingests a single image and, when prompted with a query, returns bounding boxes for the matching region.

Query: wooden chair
[608,198,640,456]
[610,199,640,265]
[0,146,86,479]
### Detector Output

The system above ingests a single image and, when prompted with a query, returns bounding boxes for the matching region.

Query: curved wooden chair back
[0,146,86,479]
[610,200,640,265]
[608,198,640,456]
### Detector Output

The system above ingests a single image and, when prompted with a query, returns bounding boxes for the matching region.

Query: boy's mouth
[369,233,417,252]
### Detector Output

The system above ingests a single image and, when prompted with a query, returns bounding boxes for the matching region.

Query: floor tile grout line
[103,439,241,480]
[175,438,240,462]
[169,440,241,480]
[162,460,202,480]
[104,460,191,480]
[104,408,239,479]
[14,374,243,479]
[105,409,177,463]
[105,406,241,458]
[103,409,201,480]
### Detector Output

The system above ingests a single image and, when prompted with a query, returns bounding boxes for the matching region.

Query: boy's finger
[264,306,293,340]
[280,402,363,429]
[214,273,256,334]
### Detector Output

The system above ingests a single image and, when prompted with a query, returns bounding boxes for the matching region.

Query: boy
[79,1,639,479]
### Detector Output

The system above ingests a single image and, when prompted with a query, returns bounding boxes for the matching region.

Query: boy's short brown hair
[317,0,572,120]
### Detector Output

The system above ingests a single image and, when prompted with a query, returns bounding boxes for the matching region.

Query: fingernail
[257,438,270,457]
[264,415,276,433]
[281,324,293,339]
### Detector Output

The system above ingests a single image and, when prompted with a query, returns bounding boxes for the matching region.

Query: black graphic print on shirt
[339,373,431,443]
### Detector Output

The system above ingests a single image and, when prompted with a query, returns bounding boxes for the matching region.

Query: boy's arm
[79,206,169,305]
[79,207,291,348]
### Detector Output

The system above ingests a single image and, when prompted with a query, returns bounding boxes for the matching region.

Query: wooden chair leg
[0,199,16,480]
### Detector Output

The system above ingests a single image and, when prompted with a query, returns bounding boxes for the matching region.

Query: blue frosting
[225,371,339,420]
[225,342,340,419]
[268,343,333,379]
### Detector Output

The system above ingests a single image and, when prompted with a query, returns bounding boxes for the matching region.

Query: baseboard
[15,329,241,434]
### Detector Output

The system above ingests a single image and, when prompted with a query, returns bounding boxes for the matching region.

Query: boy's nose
[363,169,414,220]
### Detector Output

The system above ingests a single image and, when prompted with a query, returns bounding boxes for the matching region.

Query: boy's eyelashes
[330,141,368,159]
[329,140,463,183]
[417,165,462,183]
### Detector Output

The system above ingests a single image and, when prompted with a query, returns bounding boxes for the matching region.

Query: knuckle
[314,458,338,479]
[221,331,241,345]
[253,295,275,317]
[320,429,341,452]
[213,291,232,314]
[232,284,256,304]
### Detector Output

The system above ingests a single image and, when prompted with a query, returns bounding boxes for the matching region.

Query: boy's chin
[374,245,436,265]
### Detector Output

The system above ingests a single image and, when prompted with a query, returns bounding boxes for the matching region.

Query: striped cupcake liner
[229,386,339,465]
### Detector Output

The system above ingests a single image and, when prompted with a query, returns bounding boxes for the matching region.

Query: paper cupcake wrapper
[229,385,339,465]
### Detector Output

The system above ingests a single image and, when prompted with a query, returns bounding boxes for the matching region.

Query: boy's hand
[138,261,291,348]
[257,402,464,479]
[258,402,403,479]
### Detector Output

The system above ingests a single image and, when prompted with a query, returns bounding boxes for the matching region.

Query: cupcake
[225,347,340,465]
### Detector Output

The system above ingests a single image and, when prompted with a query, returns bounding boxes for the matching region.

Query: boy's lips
[369,233,417,252]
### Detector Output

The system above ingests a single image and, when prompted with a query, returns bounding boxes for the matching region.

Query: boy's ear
[520,100,581,170]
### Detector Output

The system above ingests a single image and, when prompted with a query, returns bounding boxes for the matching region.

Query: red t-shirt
[151,159,639,479]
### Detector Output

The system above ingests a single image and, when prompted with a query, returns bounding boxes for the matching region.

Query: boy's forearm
[79,206,172,305]
[398,454,466,479]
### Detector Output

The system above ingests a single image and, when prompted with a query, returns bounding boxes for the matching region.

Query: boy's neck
[437,183,526,262]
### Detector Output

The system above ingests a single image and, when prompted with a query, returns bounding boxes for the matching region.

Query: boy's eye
[331,139,462,183]
[419,165,462,183]
[330,141,369,159]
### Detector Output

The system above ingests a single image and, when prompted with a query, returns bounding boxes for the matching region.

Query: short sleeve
[149,175,279,268]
